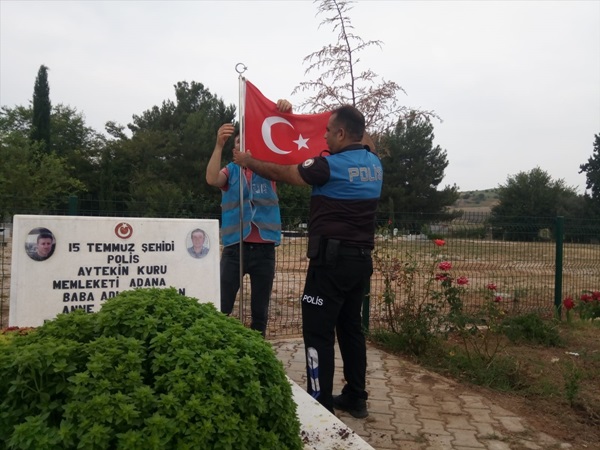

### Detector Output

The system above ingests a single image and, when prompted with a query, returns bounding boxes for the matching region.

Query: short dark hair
[191,228,205,238]
[331,105,365,142]
[38,232,52,242]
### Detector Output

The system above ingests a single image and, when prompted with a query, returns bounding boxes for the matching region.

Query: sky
[1,0,599,193]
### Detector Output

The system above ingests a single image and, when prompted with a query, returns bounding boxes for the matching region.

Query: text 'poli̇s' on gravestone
[9,215,220,327]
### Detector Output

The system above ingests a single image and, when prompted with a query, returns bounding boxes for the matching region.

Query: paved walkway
[271,338,574,450]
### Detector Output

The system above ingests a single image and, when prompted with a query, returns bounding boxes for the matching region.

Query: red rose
[487,283,497,291]
[438,261,452,271]
[494,296,502,303]
[563,297,575,310]
[456,276,469,285]
[433,239,446,247]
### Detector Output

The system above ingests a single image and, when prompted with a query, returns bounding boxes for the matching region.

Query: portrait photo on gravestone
[25,227,55,262]
[187,228,210,259]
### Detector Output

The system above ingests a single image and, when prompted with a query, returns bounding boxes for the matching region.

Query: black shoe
[333,394,368,418]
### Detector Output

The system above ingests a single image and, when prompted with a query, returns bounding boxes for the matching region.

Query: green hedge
[0,288,302,450]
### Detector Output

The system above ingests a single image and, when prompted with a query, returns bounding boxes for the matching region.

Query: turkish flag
[244,80,331,165]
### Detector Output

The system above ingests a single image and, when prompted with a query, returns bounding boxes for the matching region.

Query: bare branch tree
[293,0,437,135]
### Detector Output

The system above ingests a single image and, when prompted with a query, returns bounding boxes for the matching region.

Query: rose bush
[564,290,600,322]
[375,238,540,364]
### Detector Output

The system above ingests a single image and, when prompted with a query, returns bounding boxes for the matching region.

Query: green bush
[0,288,302,450]
[0,333,11,346]
[425,346,527,392]
[502,313,562,347]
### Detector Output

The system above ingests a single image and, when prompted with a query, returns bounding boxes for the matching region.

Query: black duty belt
[338,246,372,257]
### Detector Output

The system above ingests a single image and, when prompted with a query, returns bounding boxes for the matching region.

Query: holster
[306,236,340,267]
[324,239,340,267]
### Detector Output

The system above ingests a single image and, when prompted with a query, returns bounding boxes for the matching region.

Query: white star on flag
[293,134,309,150]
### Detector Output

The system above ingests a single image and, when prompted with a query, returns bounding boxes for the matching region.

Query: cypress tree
[31,64,51,151]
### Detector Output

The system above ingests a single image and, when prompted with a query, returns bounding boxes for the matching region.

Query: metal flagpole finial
[235,63,247,74]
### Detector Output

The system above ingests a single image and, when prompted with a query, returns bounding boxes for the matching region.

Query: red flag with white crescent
[244,80,331,165]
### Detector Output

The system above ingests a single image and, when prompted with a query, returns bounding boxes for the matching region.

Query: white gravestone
[10,215,220,327]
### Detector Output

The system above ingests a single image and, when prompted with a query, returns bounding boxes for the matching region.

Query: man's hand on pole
[206,123,236,188]
[233,149,252,168]
[217,123,235,148]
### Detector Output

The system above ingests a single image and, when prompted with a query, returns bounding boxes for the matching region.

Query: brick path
[271,338,575,450]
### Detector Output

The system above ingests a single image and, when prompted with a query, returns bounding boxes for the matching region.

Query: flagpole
[236,63,247,324]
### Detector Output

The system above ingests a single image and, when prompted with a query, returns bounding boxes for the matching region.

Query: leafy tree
[105,120,128,141]
[293,0,435,134]
[278,184,311,226]
[50,104,106,202]
[105,81,236,217]
[1,103,105,214]
[31,65,52,151]
[379,114,459,231]
[0,105,31,135]
[574,133,600,240]
[579,133,600,213]
[490,167,581,241]
[0,130,85,218]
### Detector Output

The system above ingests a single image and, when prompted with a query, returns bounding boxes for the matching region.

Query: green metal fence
[1,212,599,335]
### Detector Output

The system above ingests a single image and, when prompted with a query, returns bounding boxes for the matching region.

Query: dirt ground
[483,390,600,449]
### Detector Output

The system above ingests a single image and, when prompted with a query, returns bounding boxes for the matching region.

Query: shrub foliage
[0,288,302,450]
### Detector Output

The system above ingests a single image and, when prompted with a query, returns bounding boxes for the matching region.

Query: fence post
[554,216,564,318]
[68,195,78,216]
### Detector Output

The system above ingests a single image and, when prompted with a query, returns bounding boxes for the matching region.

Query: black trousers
[220,243,275,336]
[301,252,372,412]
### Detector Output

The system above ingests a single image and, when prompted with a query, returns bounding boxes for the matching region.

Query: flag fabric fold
[244,80,331,165]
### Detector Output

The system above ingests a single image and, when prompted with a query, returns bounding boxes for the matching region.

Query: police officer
[233,105,383,417]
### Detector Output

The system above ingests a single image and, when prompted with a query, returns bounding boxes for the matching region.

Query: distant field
[452,188,499,213]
